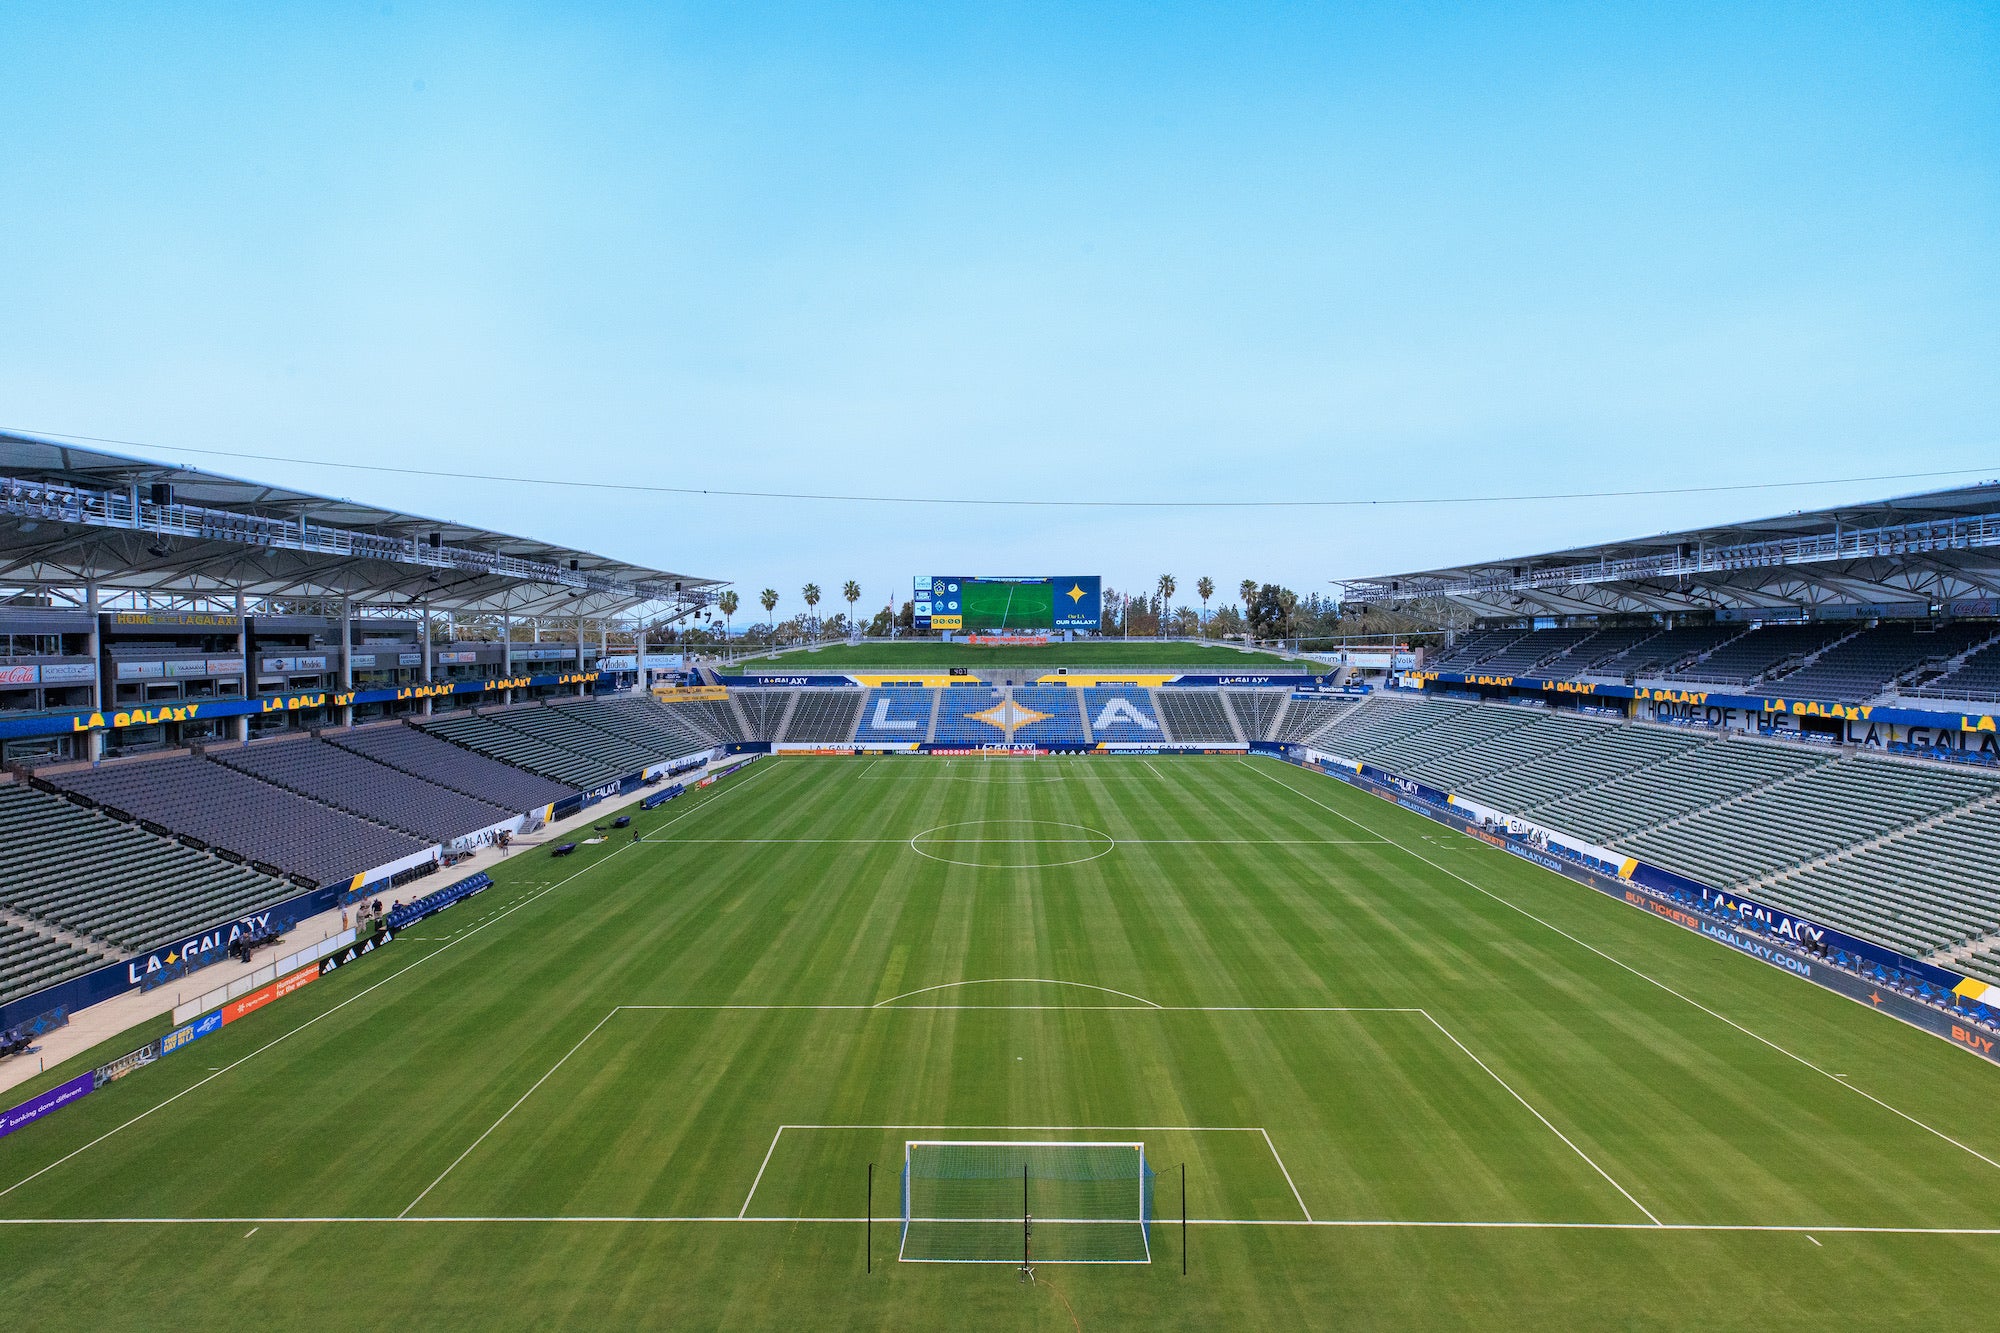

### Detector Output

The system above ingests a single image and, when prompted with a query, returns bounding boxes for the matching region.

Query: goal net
[899,1140,1154,1264]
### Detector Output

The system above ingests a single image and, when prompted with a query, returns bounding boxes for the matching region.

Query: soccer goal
[898,1140,1154,1264]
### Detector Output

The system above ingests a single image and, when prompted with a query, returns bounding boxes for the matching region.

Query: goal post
[899,1140,1154,1264]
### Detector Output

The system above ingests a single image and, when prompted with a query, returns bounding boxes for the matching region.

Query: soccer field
[4,755,2000,1328]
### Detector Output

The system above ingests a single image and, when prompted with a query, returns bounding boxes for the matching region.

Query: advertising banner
[221,965,318,1024]
[0,664,38,685]
[160,1011,224,1057]
[0,1070,96,1140]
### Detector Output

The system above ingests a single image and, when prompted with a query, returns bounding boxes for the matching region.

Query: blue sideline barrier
[387,872,493,931]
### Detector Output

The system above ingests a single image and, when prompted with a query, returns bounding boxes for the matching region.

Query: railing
[1348,511,2000,601]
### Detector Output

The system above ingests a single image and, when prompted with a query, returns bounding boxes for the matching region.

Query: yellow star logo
[165,950,179,964]
[1067,583,1086,603]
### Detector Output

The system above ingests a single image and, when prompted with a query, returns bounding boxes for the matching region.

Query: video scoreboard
[914,575,1102,632]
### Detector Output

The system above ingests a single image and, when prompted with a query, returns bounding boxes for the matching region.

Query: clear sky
[2,2,1995,622]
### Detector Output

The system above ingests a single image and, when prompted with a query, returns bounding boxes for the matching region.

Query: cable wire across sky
[7,426,1994,511]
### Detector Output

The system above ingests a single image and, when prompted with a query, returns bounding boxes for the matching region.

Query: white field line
[872,979,1165,1009]
[1241,758,2000,1179]
[1258,1127,1313,1221]
[739,1127,786,1218]
[746,1124,1279,1221]
[400,1007,624,1218]
[6,1216,2000,1234]
[1416,1010,1659,1225]
[615,1005,1419,1012]
[0,767,776,1203]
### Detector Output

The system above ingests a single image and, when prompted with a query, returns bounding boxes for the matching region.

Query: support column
[575,616,586,696]
[599,619,609,694]
[235,591,250,743]
[85,583,105,762]
[501,613,513,705]
[421,603,434,716]
[339,597,354,728]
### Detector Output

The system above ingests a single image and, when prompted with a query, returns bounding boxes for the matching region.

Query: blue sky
[2,2,1995,621]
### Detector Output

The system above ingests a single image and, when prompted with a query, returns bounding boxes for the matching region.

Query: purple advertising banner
[0,1069,96,1140]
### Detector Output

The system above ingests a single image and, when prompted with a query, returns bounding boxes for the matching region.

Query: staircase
[771,691,801,743]
[0,904,116,959]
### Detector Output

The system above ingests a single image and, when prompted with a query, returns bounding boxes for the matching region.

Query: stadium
[4,6,1999,1330]
[4,430,2000,1327]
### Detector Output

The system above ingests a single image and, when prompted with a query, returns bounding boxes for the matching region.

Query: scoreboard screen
[914,576,1101,632]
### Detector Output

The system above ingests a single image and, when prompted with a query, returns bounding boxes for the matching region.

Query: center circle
[908,819,1116,869]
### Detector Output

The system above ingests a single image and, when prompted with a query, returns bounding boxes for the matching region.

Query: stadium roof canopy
[1338,480,2000,621]
[0,430,723,621]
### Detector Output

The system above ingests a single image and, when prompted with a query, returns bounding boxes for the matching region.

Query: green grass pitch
[4,755,2000,1329]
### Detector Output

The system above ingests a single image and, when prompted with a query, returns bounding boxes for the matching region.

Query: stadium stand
[1587,624,1740,679]
[1081,687,1167,743]
[419,711,626,789]
[655,697,747,745]
[1662,623,1849,687]
[1009,688,1088,746]
[41,754,425,890]
[1154,689,1238,743]
[328,724,576,811]
[1425,627,1529,669]
[487,704,659,773]
[933,688,1008,746]
[1274,695,1358,744]
[1565,625,1661,672]
[1316,694,1471,757]
[1404,709,1606,794]
[1617,757,1995,891]
[854,688,935,744]
[1905,634,2000,703]
[1460,721,1709,815]
[733,691,792,741]
[1365,702,1537,774]
[1475,626,1600,674]
[1767,623,1995,702]
[0,784,293,957]
[1224,690,1286,741]
[781,689,864,743]
[0,920,109,1008]
[562,696,713,756]
[1753,797,2000,956]
[1533,733,1826,844]
[211,736,512,843]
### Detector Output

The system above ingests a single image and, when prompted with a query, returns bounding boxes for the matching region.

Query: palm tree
[1239,579,1257,636]
[1156,575,1175,639]
[843,580,861,635]
[717,590,739,642]
[1196,576,1215,634]
[802,583,821,639]
[759,588,778,644]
